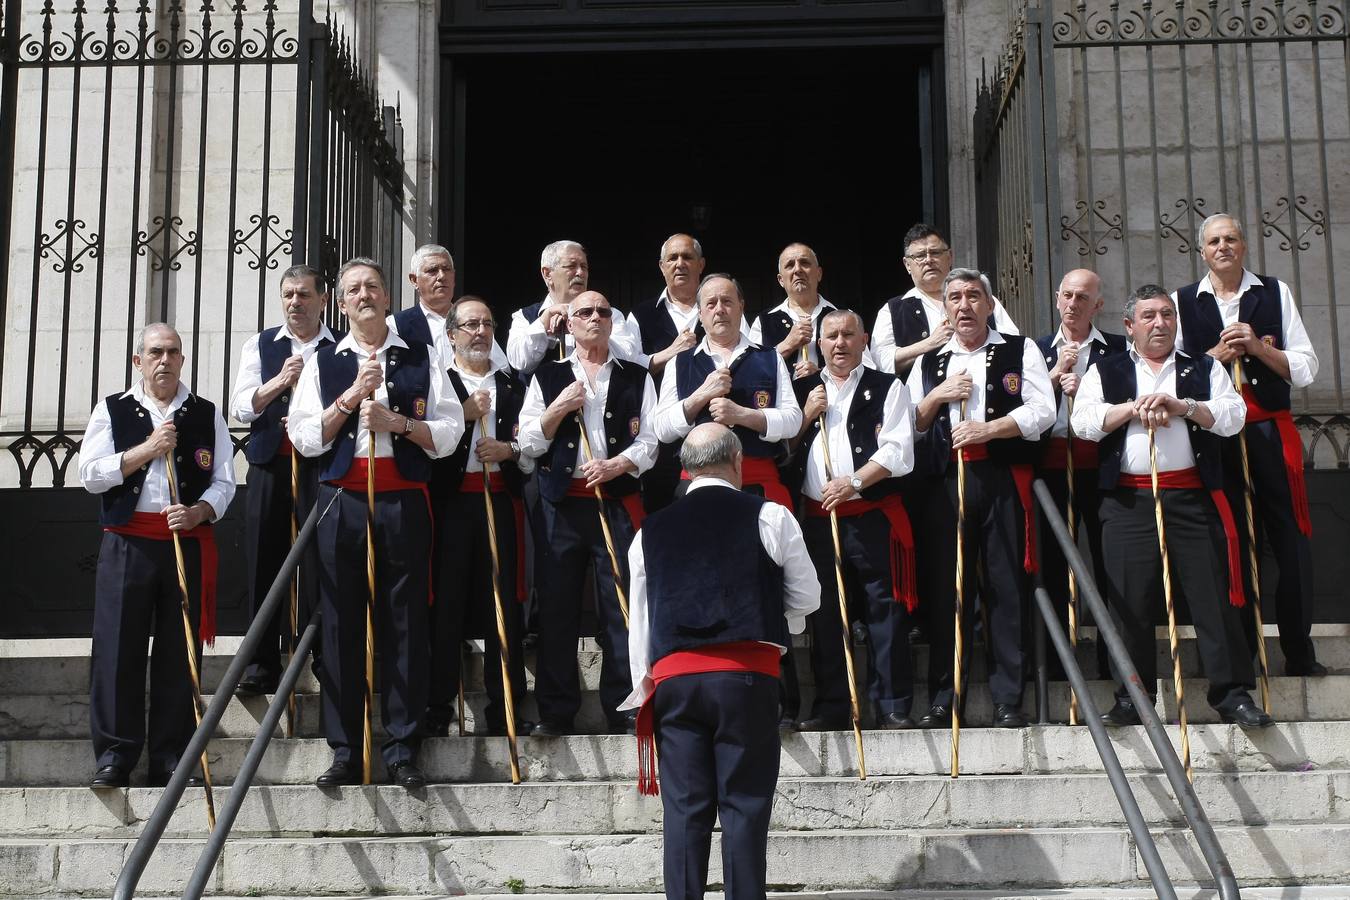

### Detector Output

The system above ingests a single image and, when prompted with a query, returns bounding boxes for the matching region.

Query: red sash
[1241,386,1312,537]
[566,478,646,532]
[274,433,293,459]
[804,495,917,612]
[329,457,435,605]
[1118,468,1245,607]
[949,446,1037,573]
[635,641,781,796]
[681,456,793,512]
[1041,436,1099,470]
[105,511,220,646]
[461,471,528,603]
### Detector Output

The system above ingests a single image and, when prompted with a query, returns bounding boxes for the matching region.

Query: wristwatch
[403,415,415,434]
[509,441,522,460]
[849,475,864,493]
[1182,397,1198,420]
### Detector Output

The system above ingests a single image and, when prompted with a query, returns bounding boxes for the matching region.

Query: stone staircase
[3,628,1350,897]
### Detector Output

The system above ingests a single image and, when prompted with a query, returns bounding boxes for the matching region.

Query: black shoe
[1220,701,1274,728]
[1100,699,1143,727]
[917,705,952,728]
[234,675,277,698]
[147,768,204,788]
[608,716,638,736]
[90,765,128,788]
[1285,659,1328,677]
[992,704,1027,728]
[530,720,569,738]
[877,712,916,730]
[796,714,850,732]
[315,760,361,787]
[388,760,427,788]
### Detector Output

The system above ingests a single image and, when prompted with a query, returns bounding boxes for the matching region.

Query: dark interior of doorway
[460,44,934,329]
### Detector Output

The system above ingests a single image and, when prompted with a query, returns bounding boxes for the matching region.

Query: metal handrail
[113,492,335,900]
[1032,477,1241,900]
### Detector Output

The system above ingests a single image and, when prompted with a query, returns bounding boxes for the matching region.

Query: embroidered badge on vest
[1002,372,1022,395]
[195,448,213,470]
[629,416,641,437]
[754,390,770,409]
[414,397,426,418]
[1261,334,1276,346]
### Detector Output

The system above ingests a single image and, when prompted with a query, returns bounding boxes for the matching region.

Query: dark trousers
[242,452,321,683]
[428,489,526,730]
[1223,420,1317,668]
[804,510,913,717]
[90,532,201,774]
[1100,487,1255,710]
[924,460,1027,708]
[315,484,430,766]
[534,494,636,728]
[1037,465,1106,676]
[655,671,780,900]
[642,442,684,514]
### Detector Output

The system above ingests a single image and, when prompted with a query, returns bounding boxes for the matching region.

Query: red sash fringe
[681,456,793,512]
[1041,436,1099,470]
[461,471,528,603]
[105,511,220,646]
[635,641,781,796]
[949,446,1037,573]
[804,496,918,612]
[1241,386,1312,537]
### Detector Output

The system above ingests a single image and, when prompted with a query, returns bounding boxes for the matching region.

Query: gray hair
[1196,213,1244,252]
[541,240,586,271]
[135,322,179,355]
[1123,284,1174,321]
[942,267,994,300]
[279,264,324,294]
[660,233,703,261]
[410,243,454,275]
[335,257,387,299]
[820,308,866,332]
[679,425,743,472]
[696,272,745,305]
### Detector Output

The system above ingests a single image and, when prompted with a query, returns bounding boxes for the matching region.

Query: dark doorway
[457,44,941,328]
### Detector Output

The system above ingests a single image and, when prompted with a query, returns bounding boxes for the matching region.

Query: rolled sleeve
[420,363,465,459]
[870,305,896,375]
[1279,281,1318,389]
[869,380,915,477]
[1204,359,1247,438]
[229,333,264,424]
[1069,367,1111,442]
[619,533,652,711]
[198,411,238,521]
[516,375,551,460]
[78,401,125,494]
[653,360,694,442]
[506,307,551,374]
[1008,338,1056,439]
[618,373,659,475]
[760,502,821,633]
[286,354,330,457]
[759,354,803,442]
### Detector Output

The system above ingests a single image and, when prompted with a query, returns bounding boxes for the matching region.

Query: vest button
[854,446,863,454]
[987,384,994,391]
[132,486,140,494]
[141,465,148,472]
[1250,378,1258,385]
[921,331,928,338]
[393,406,400,412]
[281,395,289,404]
[387,382,395,390]
[565,466,573,473]
[608,437,617,445]
[987,407,995,414]
[567,442,575,449]
[605,411,612,419]
[348,432,355,439]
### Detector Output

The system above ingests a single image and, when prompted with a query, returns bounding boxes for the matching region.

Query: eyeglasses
[905,247,951,261]
[570,306,613,320]
[454,319,496,333]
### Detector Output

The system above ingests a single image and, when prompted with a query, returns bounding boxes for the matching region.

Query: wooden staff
[1065,397,1080,726]
[286,449,299,738]
[362,435,376,785]
[164,455,217,829]
[952,398,968,779]
[1231,359,1272,711]
[1149,425,1192,783]
[575,413,631,628]
[816,414,868,780]
[482,460,523,784]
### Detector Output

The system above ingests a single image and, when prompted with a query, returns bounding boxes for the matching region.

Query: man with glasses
[425,296,532,736]
[518,291,658,735]
[872,224,1019,380]
[392,244,507,370]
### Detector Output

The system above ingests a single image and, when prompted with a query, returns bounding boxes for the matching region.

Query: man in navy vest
[425,296,531,737]
[906,268,1055,728]
[391,243,508,371]
[1174,214,1323,676]
[1034,269,1127,674]
[288,257,464,787]
[517,290,658,735]
[1072,285,1272,727]
[506,240,642,377]
[230,264,338,696]
[620,422,819,900]
[871,224,1019,380]
[792,309,918,730]
[80,323,236,788]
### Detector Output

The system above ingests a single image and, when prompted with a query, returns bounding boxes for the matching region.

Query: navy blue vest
[1176,275,1289,411]
[531,357,648,502]
[673,346,784,459]
[1094,349,1223,490]
[642,485,788,663]
[631,296,704,381]
[790,367,903,500]
[315,340,434,483]
[392,305,436,349]
[886,294,997,379]
[1034,329,1127,436]
[245,326,339,464]
[99,391,219,526]
[756,306,823,363]
[445,368,526,496]
[917,334,1039,475]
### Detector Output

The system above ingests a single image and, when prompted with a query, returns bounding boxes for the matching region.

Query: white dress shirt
[652,335,804,444]
[80,381,237,521]
[871,287,1021,374]
[506,297,643,374]
[801,365,915,501]
[517,351,659,475]
[448,355,534,475]
[229,323,337,424]
[1172,269,1318,389]
[1048,324,1106,439]
[388,302,510,373]
[619,476,822,711]
[1070,346,1246,474]
[287,329,464,461]
[905,330,1055,438]
[632,289,751,368]
[749,296,878,369]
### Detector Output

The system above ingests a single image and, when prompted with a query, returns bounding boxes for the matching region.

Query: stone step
[99,891,1350,900]
[5,823,1350,895]
[5,673,1346,740]
[5,720,1349,787]
[3,768,1346,839]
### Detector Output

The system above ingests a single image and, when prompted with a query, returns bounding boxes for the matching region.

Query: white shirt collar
[658,287,699,313]
[698,333,753,359]
[767,295,835,316]
[904,285,943,307]
[1127,344,1179,368]
[336,328,409,356]
[1197,268,1261,301]
[942,328,1006,354]
[448,353,506,378]
[275,323,336,344]
[124,380,190,407]
[1052,324,1105,348]
[564,347,619,367]
[418,300,452,322]
[685,476,736,494]
[825,362,866,391]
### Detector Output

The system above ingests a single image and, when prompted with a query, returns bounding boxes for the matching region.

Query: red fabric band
[565,478,646,532]
[949,444,990,462]
[106,511,220,646]
[1041,436,1099,470]
[1241,386,1312,537]
[274,433,293,458]
[1010,464,1037,574]
[804,495,918,611]
[681,456,793,512]
[458,470,507,493]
